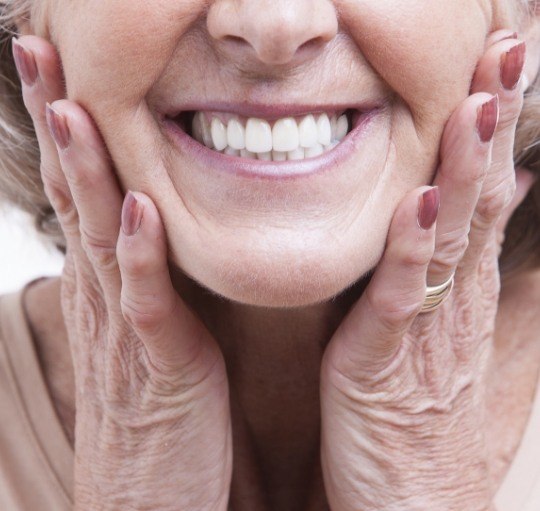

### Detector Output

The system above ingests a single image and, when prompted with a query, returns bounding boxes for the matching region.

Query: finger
[11,36,81,244]
[484,29,518,50]
[323,187,438,381]
[464,39,527,266]
[472,39,525,168]
[45,100,124,308]
[117,192,222,382]
[496,166,537,246]
[425,93,497,286]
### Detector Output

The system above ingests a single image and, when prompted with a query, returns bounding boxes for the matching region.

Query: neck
[168,267,365,509]
[167,266,365,396]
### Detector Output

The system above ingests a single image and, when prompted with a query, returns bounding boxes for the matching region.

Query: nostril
[207,0,338,67]
[298,36,325,53]
[224,35,248,46]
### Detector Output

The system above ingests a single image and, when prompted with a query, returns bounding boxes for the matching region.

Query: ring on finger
[420,273,455,313]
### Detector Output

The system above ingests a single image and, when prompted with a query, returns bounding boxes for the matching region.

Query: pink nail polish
[500,42,526,91]
[418,187,440,230]
[476,95,499,143]
[122,192,143,236]
[11,38,38,86]
[45,103,71,150]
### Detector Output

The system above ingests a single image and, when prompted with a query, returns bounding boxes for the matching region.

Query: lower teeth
[219,142,340,161]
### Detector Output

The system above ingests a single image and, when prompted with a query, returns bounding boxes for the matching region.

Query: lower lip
[161,109,380,180]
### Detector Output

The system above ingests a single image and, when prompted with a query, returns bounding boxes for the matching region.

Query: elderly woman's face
[48,0,515,306]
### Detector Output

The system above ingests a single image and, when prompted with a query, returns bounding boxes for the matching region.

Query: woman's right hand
[12,35,232,511]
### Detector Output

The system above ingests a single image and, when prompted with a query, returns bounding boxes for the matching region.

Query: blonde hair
[0,0,539,271]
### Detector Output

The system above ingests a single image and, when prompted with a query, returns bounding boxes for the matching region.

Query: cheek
[51,1,207,195]
[339,0,489,131]
[54,0,203,109]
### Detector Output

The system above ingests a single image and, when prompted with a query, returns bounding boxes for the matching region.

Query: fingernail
[11,37,38,86]
[122,191,143,236]
[476,95,499,143]
[500,41,526,90]
[418,187,440,231]
[45,103,71,150]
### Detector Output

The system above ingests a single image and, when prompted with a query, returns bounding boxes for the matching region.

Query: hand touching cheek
[320,32,529,511]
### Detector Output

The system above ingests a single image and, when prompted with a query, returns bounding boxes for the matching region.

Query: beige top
[0,283,539,510]
[0,284,73,510]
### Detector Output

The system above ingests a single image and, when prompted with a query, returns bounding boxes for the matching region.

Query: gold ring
[420,274,455,313]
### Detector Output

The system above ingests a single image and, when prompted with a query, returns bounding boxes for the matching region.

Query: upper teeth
[192,112,350,161]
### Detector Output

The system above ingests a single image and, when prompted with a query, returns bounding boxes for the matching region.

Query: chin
[169,235,383,308]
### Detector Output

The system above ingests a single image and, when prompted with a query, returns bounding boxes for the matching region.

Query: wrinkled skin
[31,0,531,307]
[12,0,540,510]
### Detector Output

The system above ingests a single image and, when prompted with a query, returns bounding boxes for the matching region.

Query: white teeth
[272,150,287,161]
[240,148,257,159]
[316,114,332,146]
[257,151,272,161]
[211,117,228,151]
[192,112,204,144]
[195,112,214,148]
[330,115,338,141]
[190,110,353,161]
[336,115,348,141]
[305,143,324,158]
[298,115,318,148]
[245,118,273,153]
[227,118,245,150]
[287,147,305,160]
[272,117,299,152]
[224,147,240,156]
[325,141,339,151]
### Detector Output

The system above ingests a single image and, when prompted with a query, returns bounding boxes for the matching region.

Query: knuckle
[78,288,108,341]
[475,179,515,224]
[81,228,118,273]
[432,231,470,270]
[43,181,74,216]
[118,246,157,277]
[120,293,173,333]
[44,189,80,238]
[387,232,434,270]
[66,160,93,191]
[452,161,487,188]
[40,161,64,188]
[60,208,81,237]
[439,152,487,188]
[497,101,524,132]
[395,244,433,268]
[366,288,422,332]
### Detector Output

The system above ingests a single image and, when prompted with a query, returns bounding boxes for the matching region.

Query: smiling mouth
[169,109,358,162]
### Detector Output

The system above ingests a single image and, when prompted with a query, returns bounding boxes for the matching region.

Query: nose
[207,0,338,67]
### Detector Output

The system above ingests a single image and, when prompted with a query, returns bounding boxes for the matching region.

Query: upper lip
[162,101,383,121]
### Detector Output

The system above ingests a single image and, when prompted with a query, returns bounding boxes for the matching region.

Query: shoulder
[0,284,31,345]
[22,276,64,346]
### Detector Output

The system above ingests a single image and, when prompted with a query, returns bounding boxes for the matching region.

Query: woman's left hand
[320,31,533,511]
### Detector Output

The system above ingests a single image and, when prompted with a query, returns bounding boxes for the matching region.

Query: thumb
[323,186,437,382]
[116,191,223,384]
